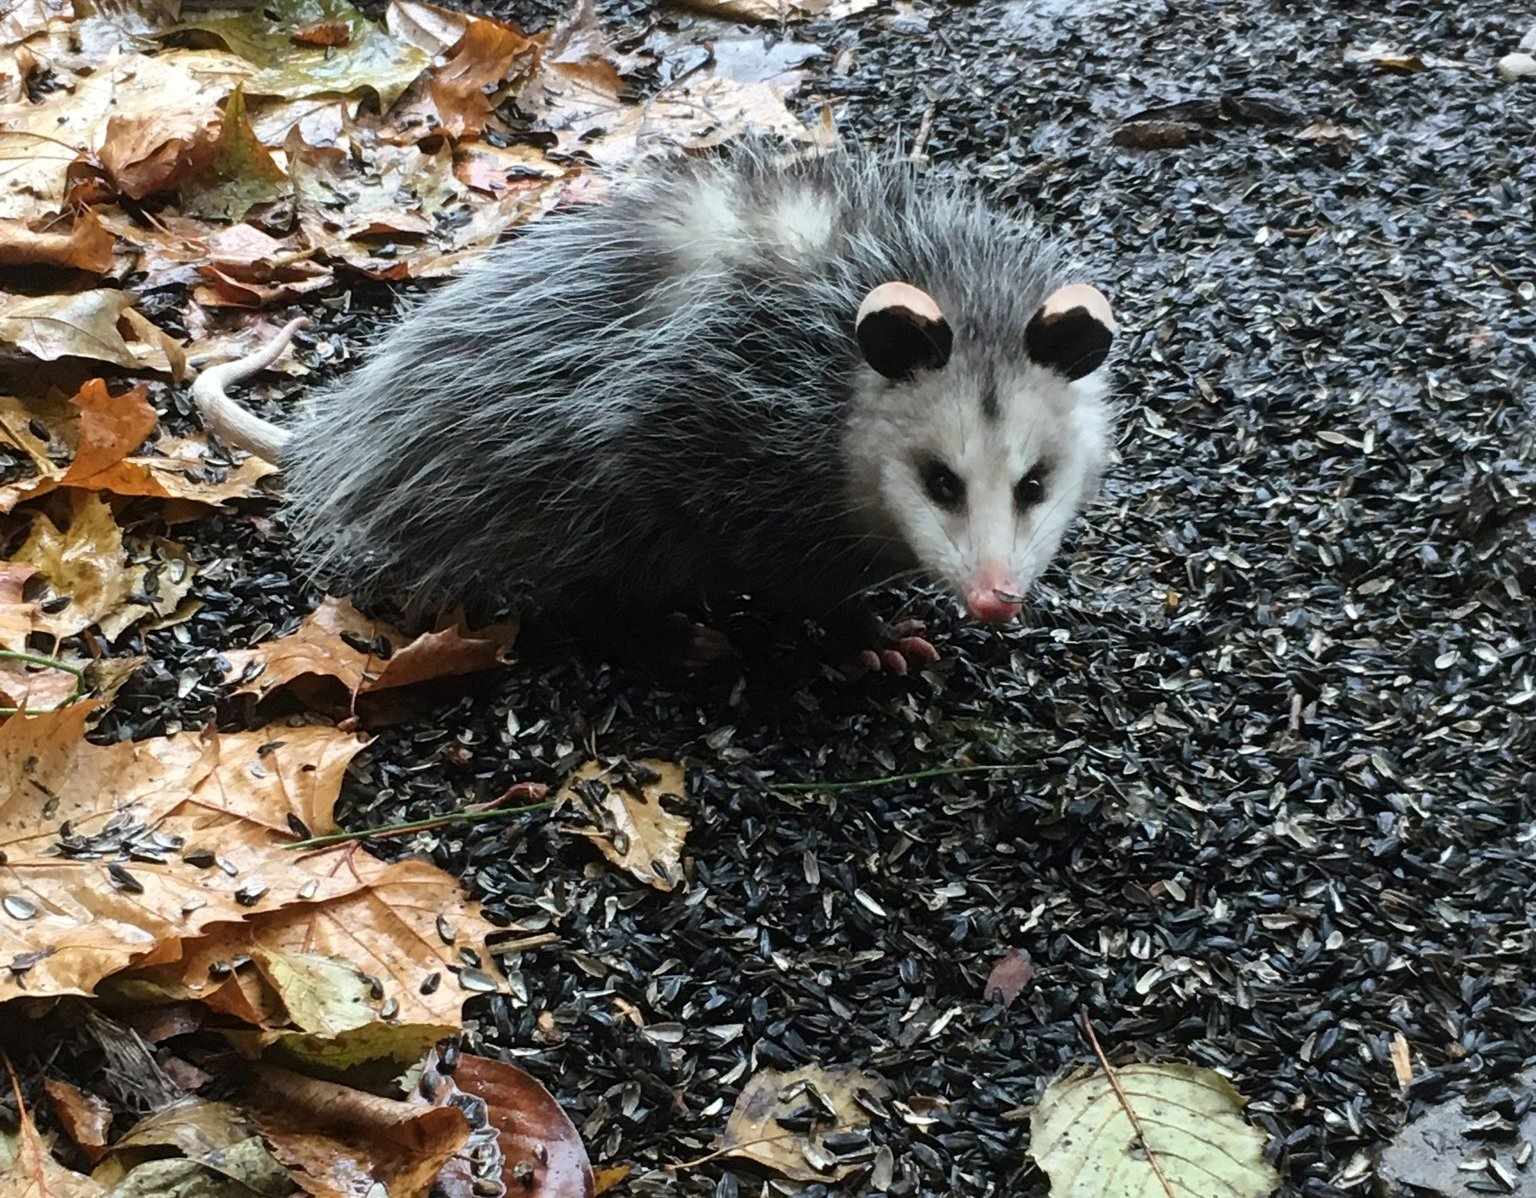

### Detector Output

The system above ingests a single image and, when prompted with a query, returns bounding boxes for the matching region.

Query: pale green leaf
[180,85,289,222]
[172,0,429,106]
[1029,1062,1279,1198]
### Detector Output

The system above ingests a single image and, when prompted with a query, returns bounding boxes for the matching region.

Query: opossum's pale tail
[190,317,307,465]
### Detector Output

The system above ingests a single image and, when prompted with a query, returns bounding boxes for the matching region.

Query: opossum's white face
[847,282,1115,624]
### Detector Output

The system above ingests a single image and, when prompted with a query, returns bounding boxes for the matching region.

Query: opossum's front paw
[842,619,940,679]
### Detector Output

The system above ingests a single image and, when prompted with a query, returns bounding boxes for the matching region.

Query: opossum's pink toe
[847,649,884,677]
[894,636,940,664]
[879,649,908,675]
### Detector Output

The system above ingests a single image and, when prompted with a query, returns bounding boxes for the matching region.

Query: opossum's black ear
[1026,284,1116,380]
[856,282,953,379]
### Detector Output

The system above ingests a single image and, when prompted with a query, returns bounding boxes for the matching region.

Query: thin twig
[776,763,1027,792]
[909,98,939,163]
[286,799,554,851]
[667,1130,801,1172]
[1080,1011,1177,1198]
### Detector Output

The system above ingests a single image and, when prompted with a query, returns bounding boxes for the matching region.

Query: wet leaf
[180,84,290,222]
[11,491,196,643]
[0,1075,107,1197]
[1029,1062,1279,1198]
[453,1053,594,1198]
[0,289,181,373]
[175,0,429,107]
[426,15,541,140]
[241,1063,470,1198]
[93,1100,293,1197]
[115,855,507,1064]
[220,595,517,708]
[41,1081,112,1165]
[0,0,74,47]
[0,698,372,999]
[0,379,157,512]
[72,435,280,508]
[0,211,114,272]
[556,760,690,892]
[0,49,242,220]
[720,1064,889,1182]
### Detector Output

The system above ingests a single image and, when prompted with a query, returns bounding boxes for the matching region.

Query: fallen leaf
[11,491,196,643]
[981,947,1034,1008]
[42,1080,112,1164]
[180,84,291,222]
[242,1063,470,1198]
[221,596,517,708]
[0,210,114,272]
[555,760,689,892]
[74,435,280,507]
[0,0,74,46]
[0,49,244,219]
[291,20,350,47]
[115,854,512,1063]
[192,258,335,309]
[453,1054,594,1198]
[0,1060,107,1197]
[0,289,181,373]
[176,0,430,107]
[92,1099,294,1196]
[426,16,541,139]
[720,1065,890,1182]
[0,563,42,650]
[0,379,158,512]
[592,1165,630,1195]
[1029,1062,1279,1198]
[1343,43,1447,73]
[0,699,374,999]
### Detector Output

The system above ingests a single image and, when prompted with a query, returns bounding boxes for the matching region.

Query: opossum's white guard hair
[200,137,1117,626]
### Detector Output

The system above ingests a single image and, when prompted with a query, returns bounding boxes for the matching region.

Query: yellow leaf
[556,759,690,892]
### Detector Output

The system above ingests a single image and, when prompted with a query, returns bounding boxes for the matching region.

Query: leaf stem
[775,763,1027,792]
[1080,1010,1178,1198]
[285,800,555,851]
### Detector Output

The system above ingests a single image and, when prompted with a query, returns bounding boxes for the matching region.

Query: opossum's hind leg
[821,606,941,679]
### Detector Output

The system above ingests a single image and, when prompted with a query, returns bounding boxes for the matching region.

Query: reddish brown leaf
[428,19,540,139]
[982,948,1034,1009]
[290,20,350,47]
[41,1081,112,1164]
[454,1054,594,1198]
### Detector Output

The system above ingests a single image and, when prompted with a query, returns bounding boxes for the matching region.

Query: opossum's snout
[963,564,1023,623]
[852,280,1118,629]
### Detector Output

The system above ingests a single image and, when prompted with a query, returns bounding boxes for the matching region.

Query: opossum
[194,139,1118,674]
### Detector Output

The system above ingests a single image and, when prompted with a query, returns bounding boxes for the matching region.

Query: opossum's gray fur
[279,138,1079,622]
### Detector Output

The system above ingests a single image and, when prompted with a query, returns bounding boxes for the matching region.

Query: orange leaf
[41,1081,111,1164]
[0,211,114,273]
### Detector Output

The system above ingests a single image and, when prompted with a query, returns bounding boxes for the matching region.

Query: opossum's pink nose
[964,566,1023,623]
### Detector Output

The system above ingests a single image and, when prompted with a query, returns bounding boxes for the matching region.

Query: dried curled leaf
[720,1065,890,1182]
[1029,1062,1279,1198]
[221,595,517,709]
[555,760,689,892]
[241,1063,470,1198]
[0,211,114,273]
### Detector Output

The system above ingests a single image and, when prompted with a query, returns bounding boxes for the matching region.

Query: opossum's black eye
[1014,464,1049,512]
[919,459,964,510]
